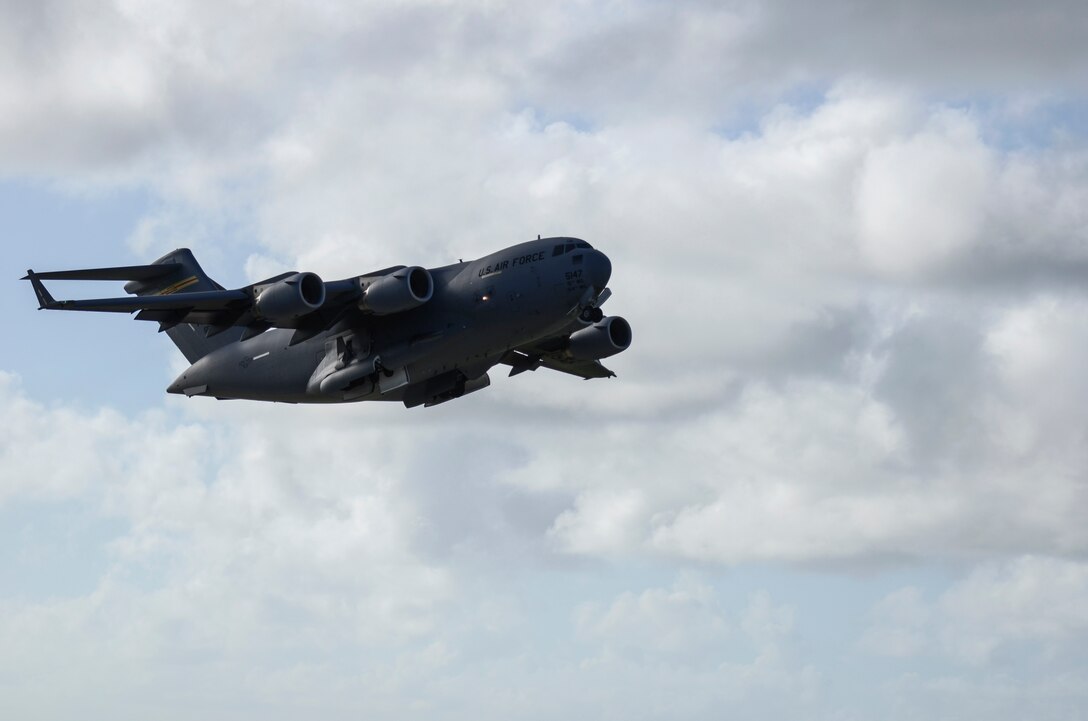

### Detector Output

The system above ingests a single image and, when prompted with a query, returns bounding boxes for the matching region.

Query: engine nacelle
[568,316,632,361]
[359,266,433,315]
[254,272,326,322]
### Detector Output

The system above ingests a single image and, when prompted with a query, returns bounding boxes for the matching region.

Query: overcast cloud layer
[3,1,1088,719]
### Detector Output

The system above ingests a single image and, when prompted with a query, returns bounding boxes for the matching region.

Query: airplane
[23,237,631,407]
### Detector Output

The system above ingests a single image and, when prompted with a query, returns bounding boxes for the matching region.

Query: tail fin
[127,249,245,363]
[24,270,58,309]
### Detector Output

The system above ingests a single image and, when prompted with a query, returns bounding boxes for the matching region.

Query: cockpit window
[553,241,593,256]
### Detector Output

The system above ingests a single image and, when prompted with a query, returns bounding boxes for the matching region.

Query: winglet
[23,270,58,310]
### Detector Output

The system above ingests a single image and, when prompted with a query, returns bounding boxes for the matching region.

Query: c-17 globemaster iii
[24,237,631,407]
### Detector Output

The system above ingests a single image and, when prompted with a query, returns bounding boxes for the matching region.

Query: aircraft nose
[588,250,612,291]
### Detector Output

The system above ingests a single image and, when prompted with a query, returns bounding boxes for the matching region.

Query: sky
[3,1,1088,719]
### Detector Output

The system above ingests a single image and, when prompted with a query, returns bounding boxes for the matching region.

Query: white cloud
[0,373,458,650]
[859,587,931,658]
[571,580,817,717]
[550,487,650,556]
[2,370,836,718]
[0,370,192,505]
[857,110,993,276]
[862,557,1088,667]
[939,557,1088,665]
[575,574,730,663]
[986,295,1088,422]
[545,291,1088,565]
[8,6,1088,571]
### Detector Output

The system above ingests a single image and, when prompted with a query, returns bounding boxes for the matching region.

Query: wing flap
[500,349,616,380]
[539,357,616,379]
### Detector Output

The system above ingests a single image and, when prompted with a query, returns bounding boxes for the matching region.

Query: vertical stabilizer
[126,249,245,363]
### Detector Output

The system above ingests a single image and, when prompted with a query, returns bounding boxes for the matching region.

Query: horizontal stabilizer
[22,263,182,282]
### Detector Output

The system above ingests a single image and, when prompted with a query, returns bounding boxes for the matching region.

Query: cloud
[0,370,201,506]
[856,109,993,276]
[862,556,1088,666]
[939,556,1088,665]
[859,586,931,658]
[0,372,458,643]
[575,574,731,664]
[742,0,1088,94]
[6,1,1088,718]
[571,579,817,718]
[3,370,833,718]
[547,291,1088,565]
[9,11,1088,570]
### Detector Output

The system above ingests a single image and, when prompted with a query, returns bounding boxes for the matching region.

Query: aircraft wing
[23,264,364,338]
[499,347,617,380]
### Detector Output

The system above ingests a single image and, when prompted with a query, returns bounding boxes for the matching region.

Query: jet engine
[568,316,632,361]
[359,266,434,315]
[254,272,326,321]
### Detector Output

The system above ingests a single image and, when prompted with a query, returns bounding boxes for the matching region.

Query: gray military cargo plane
[23,237,631,407]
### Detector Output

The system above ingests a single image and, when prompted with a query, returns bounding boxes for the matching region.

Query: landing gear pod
[402,370,491,408]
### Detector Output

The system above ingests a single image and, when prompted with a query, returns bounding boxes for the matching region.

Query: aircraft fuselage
[166,237,613,404]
